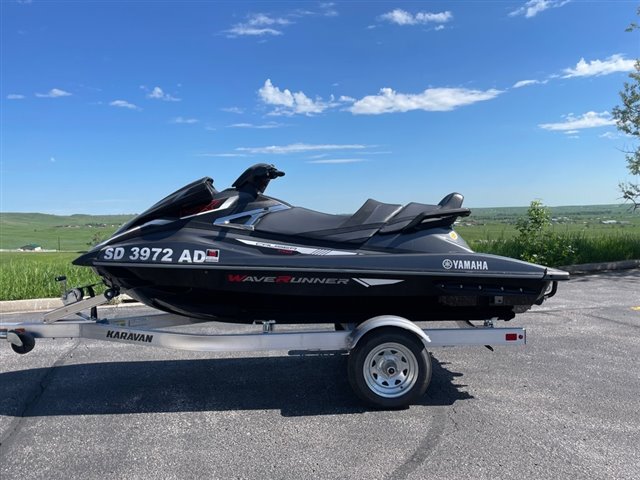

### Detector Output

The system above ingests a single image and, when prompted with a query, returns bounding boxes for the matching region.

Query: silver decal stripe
[353,278,404,288]
[237,238,358,256]
[352,278,369,287]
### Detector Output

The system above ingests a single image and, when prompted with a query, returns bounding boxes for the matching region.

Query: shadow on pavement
[0,354,472,417]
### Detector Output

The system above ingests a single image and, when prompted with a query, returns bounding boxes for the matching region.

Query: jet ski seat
[341,199,402,227]
[256,194,469,243]
[256,194,468,244]
[255,199,399,243]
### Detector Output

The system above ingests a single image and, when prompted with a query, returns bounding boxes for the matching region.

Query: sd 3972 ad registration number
[101,247,219,264]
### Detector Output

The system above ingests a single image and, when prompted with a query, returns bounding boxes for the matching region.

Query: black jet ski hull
[74,163,569,324]
[86,253,561,324]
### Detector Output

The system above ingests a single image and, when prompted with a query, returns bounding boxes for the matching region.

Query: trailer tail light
[505,333,518,341]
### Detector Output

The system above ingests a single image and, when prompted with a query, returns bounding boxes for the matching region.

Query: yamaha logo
[442,259,489,271]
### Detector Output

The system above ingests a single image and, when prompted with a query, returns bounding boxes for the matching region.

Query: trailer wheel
[348,328,431,408]
[10,332,35,355]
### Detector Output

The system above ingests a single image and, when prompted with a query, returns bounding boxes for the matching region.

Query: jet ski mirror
[232,163,285,196]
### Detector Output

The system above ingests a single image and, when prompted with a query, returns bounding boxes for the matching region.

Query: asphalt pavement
[1,270,639,480]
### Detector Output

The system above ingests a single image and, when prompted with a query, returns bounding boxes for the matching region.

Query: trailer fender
[348,316,431,350]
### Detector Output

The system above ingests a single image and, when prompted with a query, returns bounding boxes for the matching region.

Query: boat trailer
[1,290,526,408]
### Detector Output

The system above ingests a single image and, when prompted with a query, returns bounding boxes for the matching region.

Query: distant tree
[611,9,640,211]
[516,200,550,239]
[516,200,575,265]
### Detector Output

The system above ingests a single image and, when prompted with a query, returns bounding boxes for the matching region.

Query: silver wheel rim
[363,342,419,399]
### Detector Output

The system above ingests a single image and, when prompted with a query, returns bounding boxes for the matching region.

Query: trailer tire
[11,332,35,355]
[348,328,431,408]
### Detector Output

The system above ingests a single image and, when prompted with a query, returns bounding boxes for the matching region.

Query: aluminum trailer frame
[1,293,526,408]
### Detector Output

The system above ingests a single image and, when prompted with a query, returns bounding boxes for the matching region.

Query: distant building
[19,244,42,251]
[601,220,617,225]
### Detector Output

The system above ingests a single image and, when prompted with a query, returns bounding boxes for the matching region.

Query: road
[1,270,639,480]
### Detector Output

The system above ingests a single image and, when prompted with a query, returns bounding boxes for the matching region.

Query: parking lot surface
[1,270,639,479]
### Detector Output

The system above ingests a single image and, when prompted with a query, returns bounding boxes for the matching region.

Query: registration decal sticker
[205,249,220,263]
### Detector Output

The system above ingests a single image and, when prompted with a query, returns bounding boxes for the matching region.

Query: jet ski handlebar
[232,163,285,196]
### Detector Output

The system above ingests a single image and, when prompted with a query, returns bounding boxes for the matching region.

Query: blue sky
[1,1,638,215]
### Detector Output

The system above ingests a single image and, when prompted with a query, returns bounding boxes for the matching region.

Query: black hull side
[131,287,521,324]
[97,264,550,324]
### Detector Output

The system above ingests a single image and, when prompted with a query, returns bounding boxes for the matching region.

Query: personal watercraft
[74,164,569,324]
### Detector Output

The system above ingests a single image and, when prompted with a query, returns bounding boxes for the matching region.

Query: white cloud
[599,131,621,139]
[147,86,181,101]
[109,99,140,110]
[247,13,291,26]
[434,25,445,31]
[7,94,25,100]
[349,87,502,114]
[258,79,329,115]
[509,0,570,19]
[172,116,199,124]
[539,111,616,131]
[35,88,72,98]
[226,26,282,37]
[513,79,542,88]
[226,13,290,37]
[562,54,636,78]
[320,2,338,17]
[227,122,284,129]
[226,8,338,37]
[380,9,453,25]
[308,159,367,164]
[146,87,162,98]
[221,107,245,114]
[236,143,368,155]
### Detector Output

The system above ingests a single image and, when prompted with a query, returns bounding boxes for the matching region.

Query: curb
[1,261,638,314]
[0,294,139,315]
[559,259,640,275]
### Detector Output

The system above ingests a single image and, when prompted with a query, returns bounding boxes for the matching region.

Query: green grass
[0,252,104,301]
[470,232,640,267]
[456,204,640,242]
[456,222,640,242]
[0,212,132,251]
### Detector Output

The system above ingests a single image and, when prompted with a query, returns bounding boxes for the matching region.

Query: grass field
[0,212,132,251]
[0,252,104,301]
[456,204,640,242]
[469,232,640,265]
[1,205,638,300]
